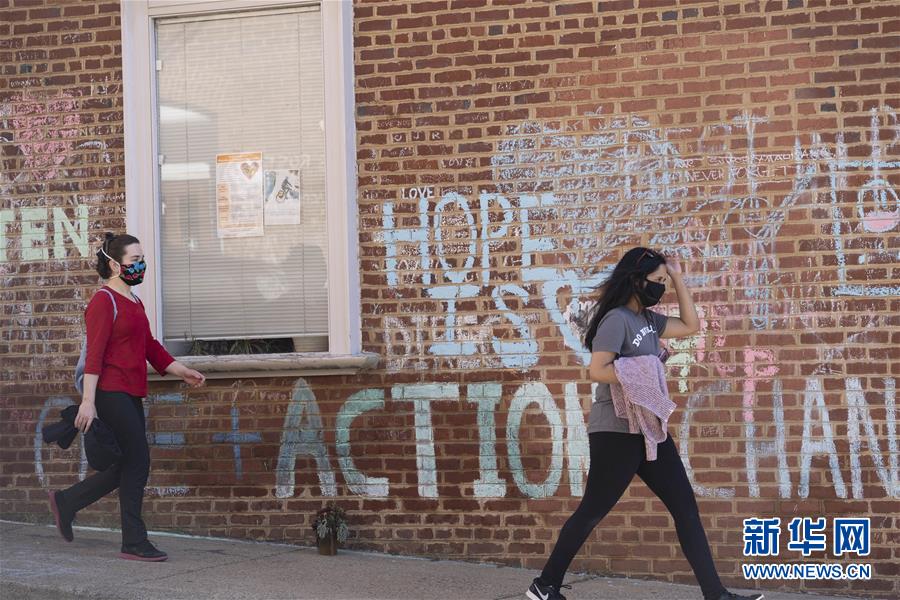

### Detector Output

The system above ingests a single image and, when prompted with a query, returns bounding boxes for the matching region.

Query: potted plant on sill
[313,502,349,555]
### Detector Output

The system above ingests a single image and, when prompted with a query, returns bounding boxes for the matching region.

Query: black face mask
[636,279,665,307]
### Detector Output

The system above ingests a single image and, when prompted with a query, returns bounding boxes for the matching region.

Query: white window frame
[121,0,364,366]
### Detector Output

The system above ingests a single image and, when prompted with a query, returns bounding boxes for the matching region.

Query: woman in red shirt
[48,232,206,562]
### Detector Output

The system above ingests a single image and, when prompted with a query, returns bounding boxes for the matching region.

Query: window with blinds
[155,4,328,352]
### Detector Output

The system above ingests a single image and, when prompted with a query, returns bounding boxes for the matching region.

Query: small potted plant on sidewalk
[312,502,349,555]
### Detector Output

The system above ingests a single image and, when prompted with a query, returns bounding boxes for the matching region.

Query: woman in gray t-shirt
[527,248,763,600]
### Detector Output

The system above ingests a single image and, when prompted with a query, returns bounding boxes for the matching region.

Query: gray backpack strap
[74,289,119,394]
[97,288,118,321]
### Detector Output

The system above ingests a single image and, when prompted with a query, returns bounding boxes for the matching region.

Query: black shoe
[48,490,73,543]
[119,540,168,562]
[714,592,764,600]
[526,577,572,600]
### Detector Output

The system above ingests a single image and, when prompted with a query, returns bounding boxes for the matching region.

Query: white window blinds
[155,5,328,350]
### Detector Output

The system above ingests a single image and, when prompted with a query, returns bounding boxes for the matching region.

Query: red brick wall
[2,1,898,598]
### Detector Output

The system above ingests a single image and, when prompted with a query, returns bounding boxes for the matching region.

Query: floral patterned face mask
[118,259,146,286]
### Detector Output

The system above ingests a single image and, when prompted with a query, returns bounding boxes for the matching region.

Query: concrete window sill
[147,352,380,381]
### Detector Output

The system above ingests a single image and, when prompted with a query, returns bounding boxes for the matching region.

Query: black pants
[540,431,726,600]
[57,390,150,546]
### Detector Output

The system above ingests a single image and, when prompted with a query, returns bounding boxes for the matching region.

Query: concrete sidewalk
[0,520,855,600]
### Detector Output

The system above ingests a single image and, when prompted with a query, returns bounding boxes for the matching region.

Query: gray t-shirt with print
[587,306,669,434]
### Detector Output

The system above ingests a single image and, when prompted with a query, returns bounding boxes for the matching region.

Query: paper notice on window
[215,152,264,238]
[264,169,302,226]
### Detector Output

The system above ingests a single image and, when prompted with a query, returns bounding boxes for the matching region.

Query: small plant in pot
[312,502,349,555]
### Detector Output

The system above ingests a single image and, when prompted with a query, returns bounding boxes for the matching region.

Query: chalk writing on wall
[379,107,899,374]
[1,90,113,264]
[271,377,899,501]
[35,375,898,501]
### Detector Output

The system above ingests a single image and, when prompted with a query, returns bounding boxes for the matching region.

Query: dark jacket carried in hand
[42,405,123,471]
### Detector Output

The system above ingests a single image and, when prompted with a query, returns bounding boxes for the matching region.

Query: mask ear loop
[100,242,120,279]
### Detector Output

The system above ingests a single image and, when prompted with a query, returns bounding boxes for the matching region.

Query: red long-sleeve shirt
[84,286,175,398]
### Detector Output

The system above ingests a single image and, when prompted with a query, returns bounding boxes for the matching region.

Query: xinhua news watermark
[741,517,872,581]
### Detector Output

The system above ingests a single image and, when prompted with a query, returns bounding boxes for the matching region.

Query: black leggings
[540,431,726,600]
[57,390,150,546]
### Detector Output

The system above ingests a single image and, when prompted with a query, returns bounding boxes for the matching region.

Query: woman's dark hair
[95,232,140,279]
[582,247,667,351]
